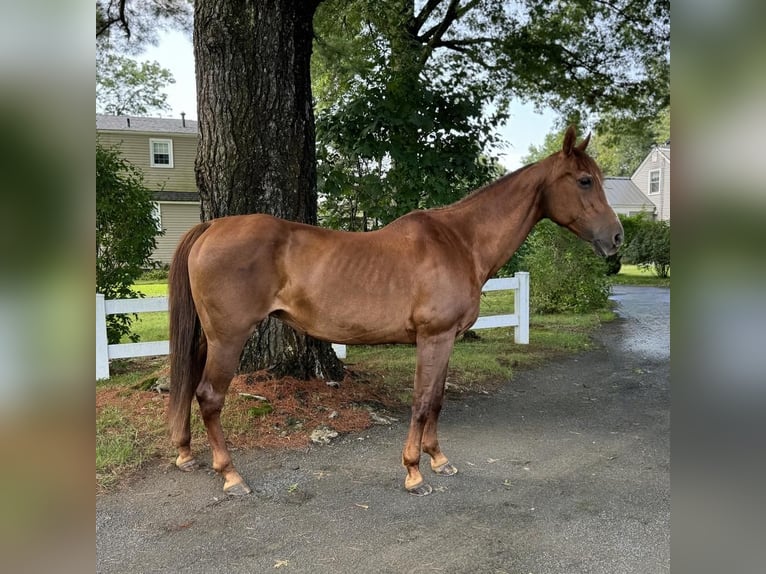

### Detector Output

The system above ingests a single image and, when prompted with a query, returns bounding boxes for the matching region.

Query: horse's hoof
[432,462,458,476]
[224,481,252,496]
[176,458,199,472]
[407,482,433,496]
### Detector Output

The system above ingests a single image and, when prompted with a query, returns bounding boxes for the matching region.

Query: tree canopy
[96,52,175,116]
[313,0,670,228]
[522,107,670,176]
[96,0,190,117]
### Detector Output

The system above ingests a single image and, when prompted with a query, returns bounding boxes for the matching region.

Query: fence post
[96,293,110,380]
[514,272,529,344]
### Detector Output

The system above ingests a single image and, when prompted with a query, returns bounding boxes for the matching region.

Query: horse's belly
[271,304,415,345]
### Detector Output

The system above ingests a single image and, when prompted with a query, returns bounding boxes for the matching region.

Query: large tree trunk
[193,0,344,380]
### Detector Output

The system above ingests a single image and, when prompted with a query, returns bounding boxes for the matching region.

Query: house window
[649,169,661,195]
[150,138,173,168]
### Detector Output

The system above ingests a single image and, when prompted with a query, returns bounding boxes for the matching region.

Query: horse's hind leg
[195,339,251,495]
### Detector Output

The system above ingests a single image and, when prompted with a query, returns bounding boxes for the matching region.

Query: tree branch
[417,0,483,66]
[413,0,445,31]
[96,0,131,38]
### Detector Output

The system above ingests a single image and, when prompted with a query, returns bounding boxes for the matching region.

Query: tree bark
[194,0,344,380]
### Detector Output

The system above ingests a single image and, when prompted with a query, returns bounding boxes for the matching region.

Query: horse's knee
[195,383,225,419]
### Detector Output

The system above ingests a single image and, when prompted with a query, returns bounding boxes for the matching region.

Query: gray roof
[96,114,198,134]
[603,177,654,208]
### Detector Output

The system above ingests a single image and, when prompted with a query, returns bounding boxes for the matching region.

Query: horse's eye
[578,176,593,188]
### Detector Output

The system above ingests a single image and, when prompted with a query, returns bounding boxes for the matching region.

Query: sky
[138,30,557,172]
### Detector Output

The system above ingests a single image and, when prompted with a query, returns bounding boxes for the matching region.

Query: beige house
[96,114,202,263]
[631,143,670,221]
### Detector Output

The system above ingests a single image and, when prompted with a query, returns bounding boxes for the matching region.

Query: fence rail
[96,271,528,380]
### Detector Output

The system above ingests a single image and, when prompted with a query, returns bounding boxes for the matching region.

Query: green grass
[96,406,145,489]
[132,281,168,296]
[610,264,670,287]
[119,282,169,343]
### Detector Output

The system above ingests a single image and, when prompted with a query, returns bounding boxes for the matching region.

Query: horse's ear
[576,132,592,152]
[563,125,577,156]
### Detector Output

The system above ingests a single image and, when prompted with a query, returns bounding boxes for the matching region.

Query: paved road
[97,285,670,573]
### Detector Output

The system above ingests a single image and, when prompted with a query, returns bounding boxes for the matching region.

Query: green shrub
[139,266,169,282]
[604,253,622,275]
[97,142,162,343]
[520,220,610,314]
[621,215,670,278]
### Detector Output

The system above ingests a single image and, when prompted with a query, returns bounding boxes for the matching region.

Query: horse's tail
[168,221,212,446]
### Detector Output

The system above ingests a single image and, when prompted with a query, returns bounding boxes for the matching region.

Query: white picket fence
[96,271,529,380]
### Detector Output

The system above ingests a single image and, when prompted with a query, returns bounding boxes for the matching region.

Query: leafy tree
[97,52,175,116]
[594,107,671,176]
[96,142,161,344]
[522,106,671,177]
[520,220,610,314]
[96,0,188,117]
[314,0,669,223]
[316,64,505,228]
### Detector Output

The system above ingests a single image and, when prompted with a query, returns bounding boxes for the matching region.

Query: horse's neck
[437,165,545,283]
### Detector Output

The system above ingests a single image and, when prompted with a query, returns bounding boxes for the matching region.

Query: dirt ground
[96,286,669,573]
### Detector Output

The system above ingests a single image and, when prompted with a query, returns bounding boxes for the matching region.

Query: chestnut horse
[168,126,623,496]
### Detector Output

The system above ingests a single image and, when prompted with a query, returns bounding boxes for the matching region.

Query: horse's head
[539,126,624,257]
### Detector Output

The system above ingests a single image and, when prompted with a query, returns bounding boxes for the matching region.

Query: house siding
[631,147,670,221]
[97,131,198,194]
[98,121,202,263]
[154,202,202,264]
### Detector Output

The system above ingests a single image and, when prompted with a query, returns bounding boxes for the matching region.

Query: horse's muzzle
[592,229,623,257]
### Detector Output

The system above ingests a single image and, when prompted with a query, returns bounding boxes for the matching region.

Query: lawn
[610,264,670,287]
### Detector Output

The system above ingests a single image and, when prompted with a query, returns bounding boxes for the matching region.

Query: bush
[520,220,610,314]
[622,216,670,278]
[97,142,162,343]
[604,253,622,275]
[139,266,169,282]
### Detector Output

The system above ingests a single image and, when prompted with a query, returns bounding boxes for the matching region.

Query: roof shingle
[96,114,198,134]
[603,177,655,208]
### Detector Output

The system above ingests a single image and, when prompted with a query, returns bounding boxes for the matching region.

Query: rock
[310,427,339,444]
[369,411,398,425]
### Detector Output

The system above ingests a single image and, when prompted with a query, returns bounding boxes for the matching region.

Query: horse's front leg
[402,331,456,496]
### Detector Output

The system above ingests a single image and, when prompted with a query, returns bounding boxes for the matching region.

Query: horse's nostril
[614,232,623,246]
